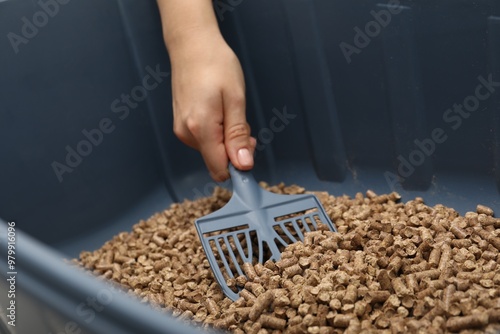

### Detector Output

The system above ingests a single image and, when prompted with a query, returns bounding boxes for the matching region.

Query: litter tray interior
[0,0,500,333]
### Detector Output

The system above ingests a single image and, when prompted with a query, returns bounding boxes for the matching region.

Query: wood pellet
[77,183,500,333]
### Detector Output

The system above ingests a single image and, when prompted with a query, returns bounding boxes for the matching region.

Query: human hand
[169,31,256,181]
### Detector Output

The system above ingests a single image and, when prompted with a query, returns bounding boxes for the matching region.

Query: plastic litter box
[1,0,499,333]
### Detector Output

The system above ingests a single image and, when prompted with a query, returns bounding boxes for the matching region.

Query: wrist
[166,27,227,64]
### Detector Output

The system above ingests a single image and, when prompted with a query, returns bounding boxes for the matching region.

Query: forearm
[156,0,223,62]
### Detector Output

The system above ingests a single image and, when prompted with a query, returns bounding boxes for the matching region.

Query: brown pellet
[416,287,434,300]
[388,256,403,274]
[333,314,352,328]
[392,277,410,297]
[212,313,238,329]
[401,295,414,309]
[378,270,393,291]
[442,284,456,310]
[488,309,500,322]
[204,298,220,316]
[283,264,303,278]
[366,290,391,304]
[438,244,452,271]
[422,300,445,321]
[276,256,298,270]
[405,274,418,294]
[249,290,274,321]
[405,261,429,274]
[450,225,469,239]
[414,269,443,282]
[482,250,497,261]
[446,313,489,332]
[477,205,494,216]
[428,247,442,267]
[114,254,134,264]
[151,234,165,246]
[474,227,500,251]
[342,284,358,305]
[240,289,257,302]
[245,282,265,297]
[259,315,286,330]
[242,262,258,281]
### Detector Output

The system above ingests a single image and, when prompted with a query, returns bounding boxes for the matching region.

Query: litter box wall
[0,0,499,333]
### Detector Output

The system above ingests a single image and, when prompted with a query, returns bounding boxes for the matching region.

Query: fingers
[172,82,230,180]
[181,107,231,182]
[173,117,198,150]
[223,89,255,171]
[198,126,229,182]
[173,101,254,181]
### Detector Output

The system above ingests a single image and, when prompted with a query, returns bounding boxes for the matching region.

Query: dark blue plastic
[0,0,499,333]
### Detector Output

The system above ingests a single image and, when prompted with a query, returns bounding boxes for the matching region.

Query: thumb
[223,94,255,171]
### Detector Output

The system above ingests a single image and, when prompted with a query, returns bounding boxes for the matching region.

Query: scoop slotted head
[195,164,337,301]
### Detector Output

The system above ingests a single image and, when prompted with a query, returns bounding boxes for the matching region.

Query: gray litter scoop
[195,164,337,301]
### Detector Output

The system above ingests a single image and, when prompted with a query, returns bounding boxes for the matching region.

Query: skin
[156,0,256,181]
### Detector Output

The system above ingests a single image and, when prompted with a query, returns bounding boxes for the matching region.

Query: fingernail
[238,148,253,167]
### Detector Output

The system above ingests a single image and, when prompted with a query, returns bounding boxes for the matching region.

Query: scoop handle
[228,163,262,207]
